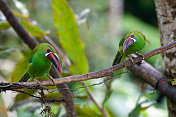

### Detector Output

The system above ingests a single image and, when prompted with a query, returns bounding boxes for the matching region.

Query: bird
[112,30,146,65]
[19,43,62,82]
[103,31,146,105]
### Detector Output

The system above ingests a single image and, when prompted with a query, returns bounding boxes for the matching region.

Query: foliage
[76,105,103,117]
[53,0,89,74]
[0,22,10,30]
[20,20,48,38]
[11,53,30,82]
[0,11,49,39]
[0,95,7,117]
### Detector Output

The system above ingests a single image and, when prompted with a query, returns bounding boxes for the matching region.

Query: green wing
[19,72,30,82]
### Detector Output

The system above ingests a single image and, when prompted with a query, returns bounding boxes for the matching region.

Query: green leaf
[129,104,141,117]
[15,89,37,102]
[143,91,161,101]
[13,11,48,38]
[0,22,11,30]
[129,101,153,117]
[20,20,48,38]
[53,0,89,74]
[76,105,103,117]
[17,106,37,117]
[11,52,31,82]
[9,90,37,111]
[171,78,176,85]
[13,10,27,19]
[50,104,61,116]
[0,94,7,117]
[45,92,61,101]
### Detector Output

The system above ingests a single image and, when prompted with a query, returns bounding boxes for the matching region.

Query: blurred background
[0,0,167,117]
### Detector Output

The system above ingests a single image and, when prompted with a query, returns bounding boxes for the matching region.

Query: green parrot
[103,31,146,105]
[19,43,62,82]
[112,30,146,65]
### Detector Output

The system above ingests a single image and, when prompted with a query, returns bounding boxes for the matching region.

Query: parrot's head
[122,33,136,54]
[44,47,62,75]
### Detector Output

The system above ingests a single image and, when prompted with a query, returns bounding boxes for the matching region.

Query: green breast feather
[19,43,63,82]
[113,31,146,65]
[119,31,146,57]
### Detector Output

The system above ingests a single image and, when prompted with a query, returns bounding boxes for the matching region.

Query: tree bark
[154,0,176,116]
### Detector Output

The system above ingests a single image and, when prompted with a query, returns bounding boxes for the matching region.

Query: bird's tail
[112,51,122,66]
[103,51,123,106]
[19,72,30,82]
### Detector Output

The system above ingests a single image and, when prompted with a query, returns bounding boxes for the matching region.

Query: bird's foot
[47,75,55,86]
[135,52,144,60]
[34,79,40,85]
[135,52,144,65]
[125,56,135,70]
[129,56,135,64]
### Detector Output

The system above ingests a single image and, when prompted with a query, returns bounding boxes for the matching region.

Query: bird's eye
[131,34,135,38]
[47,48,51,53]
[130,34,136,42]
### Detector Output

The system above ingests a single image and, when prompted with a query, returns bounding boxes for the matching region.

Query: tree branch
[0,0,77,116]
[1,41,176,103]
[129,60,176,102]
[80,81,109,117]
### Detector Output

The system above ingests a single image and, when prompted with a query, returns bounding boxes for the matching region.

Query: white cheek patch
[131,38,136,42]
[54,53,58,57]
[45,52,52,57]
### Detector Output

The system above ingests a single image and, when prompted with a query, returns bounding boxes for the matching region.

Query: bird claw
[135,52,144,65]
[129,56,135,64]
[34,79,41,85]
[135,52,144,60]
[125,56,135,69]
[47,75,56,86]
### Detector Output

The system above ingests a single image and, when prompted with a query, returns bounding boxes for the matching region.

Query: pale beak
[46,52,62,74]
[122,38,135,53]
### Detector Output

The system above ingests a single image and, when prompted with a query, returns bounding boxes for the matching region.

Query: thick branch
[129,60,176,103]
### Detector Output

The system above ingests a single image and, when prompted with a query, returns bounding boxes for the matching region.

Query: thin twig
[80,81,109,117]
[12,89,65,103]
[68,71,128,93]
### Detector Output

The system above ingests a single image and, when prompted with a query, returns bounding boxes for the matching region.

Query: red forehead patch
[47,48,51,53]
